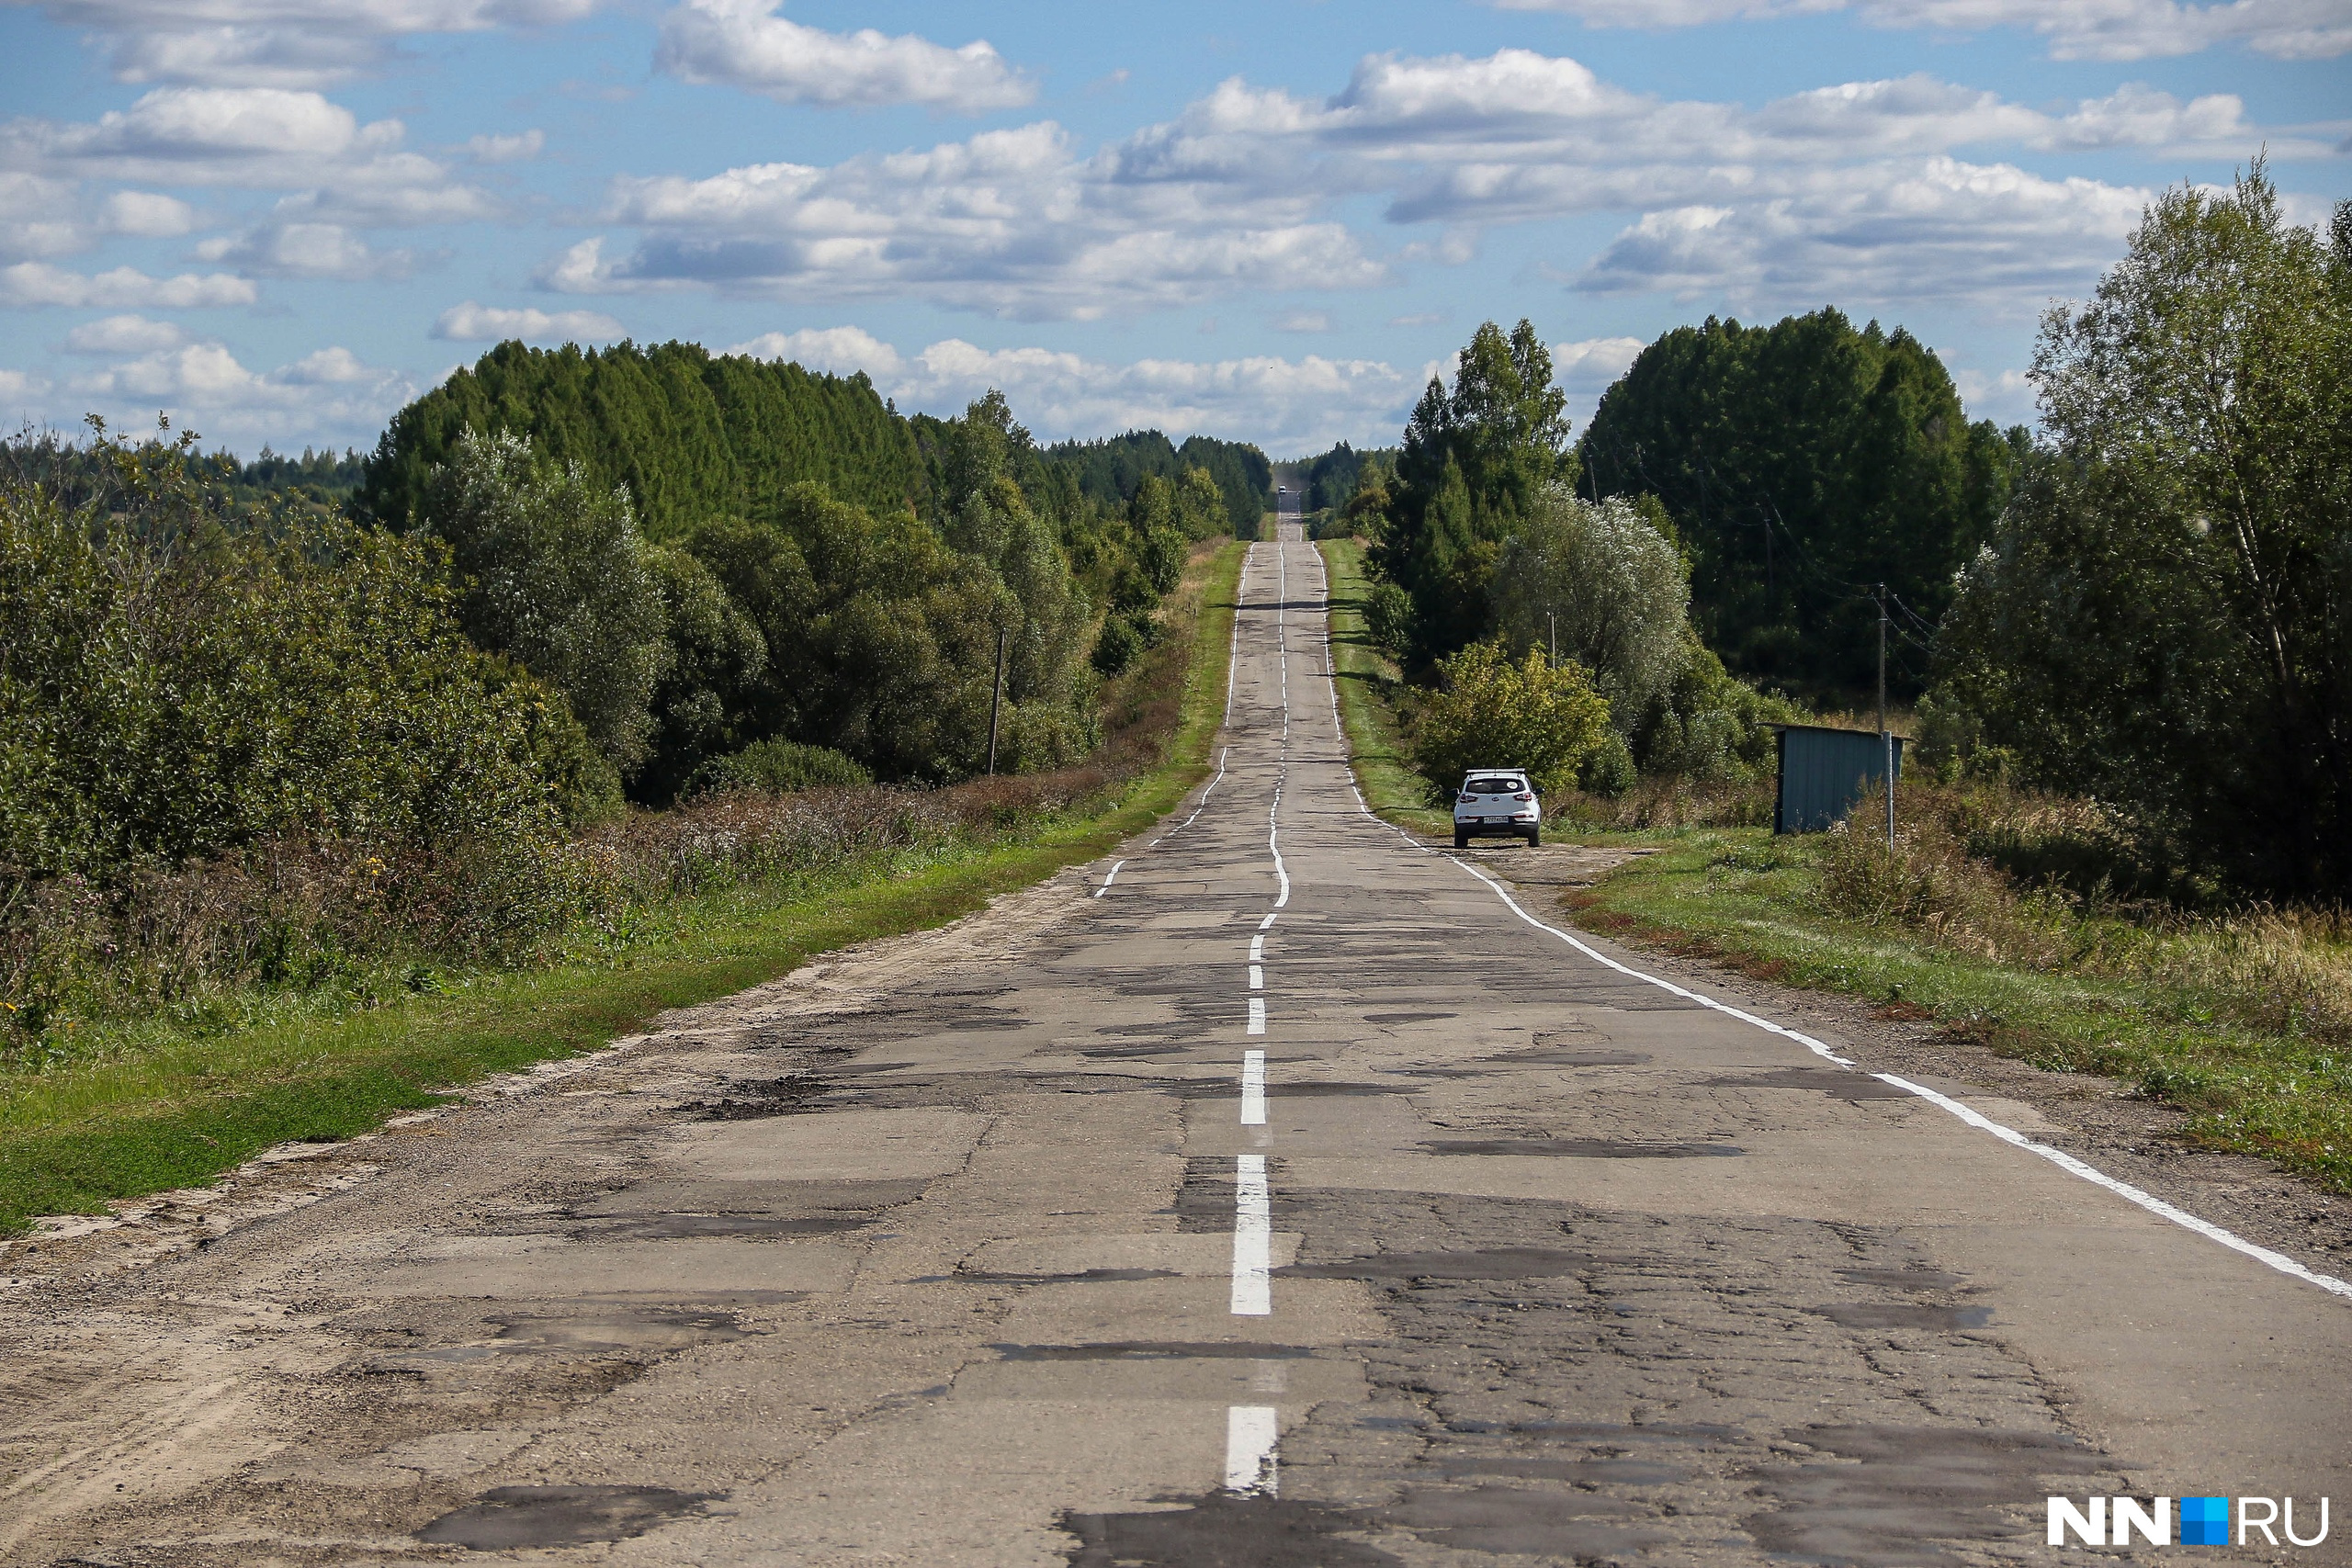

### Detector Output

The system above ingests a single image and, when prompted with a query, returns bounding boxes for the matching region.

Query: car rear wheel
[1453,829,1469,849]
[1524,826,1541,847]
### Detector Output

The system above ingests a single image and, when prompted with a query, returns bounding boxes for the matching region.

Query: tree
[1492,489,1690,722]
[420,430,670,777]
[1411,641,1611,800]
[1578,308,2024,698]
[1375,321,1577,660]
[1932,165,2352,897]
[637,546,768,804]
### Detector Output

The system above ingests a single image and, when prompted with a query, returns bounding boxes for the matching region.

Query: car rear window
[1465,776,1524,794]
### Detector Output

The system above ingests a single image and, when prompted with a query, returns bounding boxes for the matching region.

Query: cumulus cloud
[1272,310,1330,333]
[63,312,191,353]
[0,174,197,262]
[542,120,1385,319]
[432,299,625,342]
[61,335,413,445]
[1573,158,2149,307]
[655,0,1034,111]
[722,326,1426,449]
[26,0,599,86]
[537,44,2312,326]
[196,220,423,278]
[1489,0,2352,59]
[1,87,499,224]
[1,261,257,307]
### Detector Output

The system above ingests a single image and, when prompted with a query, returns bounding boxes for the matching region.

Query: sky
[0,0,2346,460]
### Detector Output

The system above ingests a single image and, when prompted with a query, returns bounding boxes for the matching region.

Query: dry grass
[1819,781,2352,1053]
[1552,775,1777,832]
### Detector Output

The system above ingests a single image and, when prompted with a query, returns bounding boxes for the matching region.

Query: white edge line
[1446,853,2352,1303]
[1093,859,1124,898]
[1301,541,2352,1305]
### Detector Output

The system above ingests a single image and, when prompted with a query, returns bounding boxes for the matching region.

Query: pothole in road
[676,1074,831,1119]
[1363,1010,1456,1024]
[417,1483,718,1549]
[491,1309,751,1351]
[1836,1267,1966,1292]
[1419,1138,1744,1158]
[1502,1046,1652,1066]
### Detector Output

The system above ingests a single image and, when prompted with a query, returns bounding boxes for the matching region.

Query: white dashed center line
[1230,1153,1272,1314]
[1224,1404,1279,1494]
[1246,997,1265,1035]
[1240,1049,1266,1125]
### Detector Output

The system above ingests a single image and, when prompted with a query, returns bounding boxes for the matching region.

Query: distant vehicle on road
[1453,770,1540,849]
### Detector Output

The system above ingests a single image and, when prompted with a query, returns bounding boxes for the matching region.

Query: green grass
[0,542,1249,1232]
[1572,829,2352,1193]
[1316,536,1449,837]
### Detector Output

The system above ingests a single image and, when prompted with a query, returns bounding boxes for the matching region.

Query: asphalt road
[4,520,2348,1566]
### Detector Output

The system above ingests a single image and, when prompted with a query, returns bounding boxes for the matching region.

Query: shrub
[687,739,872,796]
[1411,640,1611,801]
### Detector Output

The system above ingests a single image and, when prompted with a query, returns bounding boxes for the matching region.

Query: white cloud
[1948,363,2035,423]
[1272,310,1329,333]
[655,0,1035,111]
[723,327,1426,449]
[2,88,498,225]
[1573,158,2149,308]
[535,44,2314,328]
[463,129,544,163]
[64,312,191,353]
[0,174,198,261]
[63,336,413,443]
[1549,335,1647,389]
[1489,0,2352,60]
[0,261,258,307]
[432,299,625,342]
[0,367,51,404]
[26,0,599,86]
[544,120,1384,319]
[196,220,421,278]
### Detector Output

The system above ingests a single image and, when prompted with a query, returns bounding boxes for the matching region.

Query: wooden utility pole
[1877,584,1894,847]
[986,625,1007,777]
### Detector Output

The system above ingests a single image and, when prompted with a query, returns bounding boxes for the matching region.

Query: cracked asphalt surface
[3,522,2347,1566]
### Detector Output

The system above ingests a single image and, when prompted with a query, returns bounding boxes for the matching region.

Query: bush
[1411,640,1611,801]
[1363,579,1415,663]
[1091,614,1146,675]
[687,739,871,796]
[1577,733,1638,798]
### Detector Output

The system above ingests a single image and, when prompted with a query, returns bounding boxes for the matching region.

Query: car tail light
[1458,792,1477,802]
[1514,792,1533,802]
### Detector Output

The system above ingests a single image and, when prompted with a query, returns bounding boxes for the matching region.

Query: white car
[1453,770,1541,848]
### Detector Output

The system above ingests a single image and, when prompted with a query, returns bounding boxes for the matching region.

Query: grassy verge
[1316,536,1448,837]
[1574,828,2352,1194]
[0,542,1248,1232]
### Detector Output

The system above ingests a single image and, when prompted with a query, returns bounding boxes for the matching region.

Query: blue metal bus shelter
[1773,724,1905,834]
